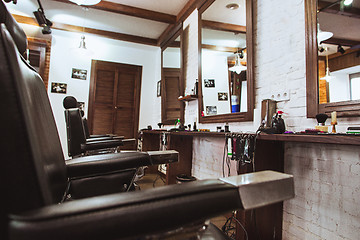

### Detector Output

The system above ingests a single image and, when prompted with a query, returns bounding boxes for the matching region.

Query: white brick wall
[181,0,360,239]
[284,143,360,240]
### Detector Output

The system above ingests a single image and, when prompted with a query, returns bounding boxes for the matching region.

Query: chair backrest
[0,0,27,54]
[64,108,88,157]
[0,3,68,237]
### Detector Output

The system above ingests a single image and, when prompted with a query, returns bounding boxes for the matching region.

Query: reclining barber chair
[0,1,295,239]
[63,96,123,157]
[63,96,123,141]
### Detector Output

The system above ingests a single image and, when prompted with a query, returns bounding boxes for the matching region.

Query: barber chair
[0,1,295,239]
[63,96,123,141]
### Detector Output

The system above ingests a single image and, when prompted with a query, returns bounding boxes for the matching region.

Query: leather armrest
[9,179,240,240]
[66,151,152,178]
[9,171,294,240]
[80,139,123,151]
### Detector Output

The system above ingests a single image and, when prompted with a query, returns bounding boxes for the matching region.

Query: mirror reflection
[161,35,182,124]
[317,0,360,104]
[200,0,247,117]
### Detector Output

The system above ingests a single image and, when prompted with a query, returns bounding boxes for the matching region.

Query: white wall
[46,29,161,159]
[201,49,231,115]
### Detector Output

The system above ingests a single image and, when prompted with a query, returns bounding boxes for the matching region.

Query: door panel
[95,70,115,104]
[162,68,181,124]
[89,60,142,149]
[92,106,113,134]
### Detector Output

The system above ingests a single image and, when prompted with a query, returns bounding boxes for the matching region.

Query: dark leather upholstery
[0,0,27,54]
[9,180,241,240]
[65,107,124,157]
[63,96,125,157]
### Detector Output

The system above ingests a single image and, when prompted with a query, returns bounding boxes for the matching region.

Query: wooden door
[162,68,181,125]
[88,60,142,149]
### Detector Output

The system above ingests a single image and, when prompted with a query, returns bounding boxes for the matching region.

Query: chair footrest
[147,150,179,165]
[220,170,294,210]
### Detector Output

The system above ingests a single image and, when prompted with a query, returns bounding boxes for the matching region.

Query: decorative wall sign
[206,106,217,115]
[218,92,228,101]
[51,82,67,94]
[71,68,87,80]
[204,79,215,88]
[157,80,161,97]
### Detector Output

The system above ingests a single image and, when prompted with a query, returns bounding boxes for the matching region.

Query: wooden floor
[136,172,232,231]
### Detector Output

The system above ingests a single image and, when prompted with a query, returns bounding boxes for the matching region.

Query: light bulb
[343,0,353,6]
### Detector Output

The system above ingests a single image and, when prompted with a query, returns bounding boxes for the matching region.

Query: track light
[33,0,52,34]
[337,45,345,54]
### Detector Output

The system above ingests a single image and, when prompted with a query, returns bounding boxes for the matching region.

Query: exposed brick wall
[283,142,360,240]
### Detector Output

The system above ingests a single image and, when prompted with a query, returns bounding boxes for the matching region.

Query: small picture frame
[218,92,228,101]
[206,106,217,115]
[78,101,85,111]
[157,80,161,97]
[71,68,87,80]
[51,82,67,94]
[204,79,215,88]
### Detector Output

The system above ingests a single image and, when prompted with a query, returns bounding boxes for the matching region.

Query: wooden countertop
[141,130,360,145]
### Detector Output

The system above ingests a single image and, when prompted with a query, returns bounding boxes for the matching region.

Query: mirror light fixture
[229,52,247,74]
[320,48,334,81]
[317,23,333,46]
[69,0,101,5]
[343,0,353,6]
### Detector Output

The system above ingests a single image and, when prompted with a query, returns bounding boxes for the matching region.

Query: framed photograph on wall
[51,82,67,94]
[206,106,217,115]
[71,68,87,80]
[157,80,161,97]
[204,79,215,88]
[218,92,228,101]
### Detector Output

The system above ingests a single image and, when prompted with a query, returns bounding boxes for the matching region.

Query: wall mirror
[161,26,184,125]
[198,0,254,123]
[306,0,360,118]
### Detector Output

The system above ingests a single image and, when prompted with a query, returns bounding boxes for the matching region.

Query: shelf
[257,133,360,146]
[178,95,198,102]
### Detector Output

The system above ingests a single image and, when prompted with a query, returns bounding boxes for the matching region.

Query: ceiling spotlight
[69,0,101,5]
[337,45,345,54]
[226,3,239,10]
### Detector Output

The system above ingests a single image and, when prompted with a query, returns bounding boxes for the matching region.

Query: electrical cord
[222,212,248,240]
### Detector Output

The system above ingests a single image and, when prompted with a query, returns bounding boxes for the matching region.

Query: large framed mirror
[161,25,184,125]
[306,0,360,118]
[198,0,254,123]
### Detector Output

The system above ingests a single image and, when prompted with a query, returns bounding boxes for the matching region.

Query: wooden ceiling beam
[323,37,360,47]
[202,20,246,34]
[52,0,177,24]
[318,0,360,18]
[13,14,158,46]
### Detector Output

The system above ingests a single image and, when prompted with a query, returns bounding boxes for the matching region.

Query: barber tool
[315,113,328,132]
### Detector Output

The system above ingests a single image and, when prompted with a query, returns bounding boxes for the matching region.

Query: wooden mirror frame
[305,0,360,118]
[197,0,254,123]
[161,23,185,125]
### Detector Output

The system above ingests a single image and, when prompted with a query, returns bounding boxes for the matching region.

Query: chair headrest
[63,96,79,109]
[0,0,27,54]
